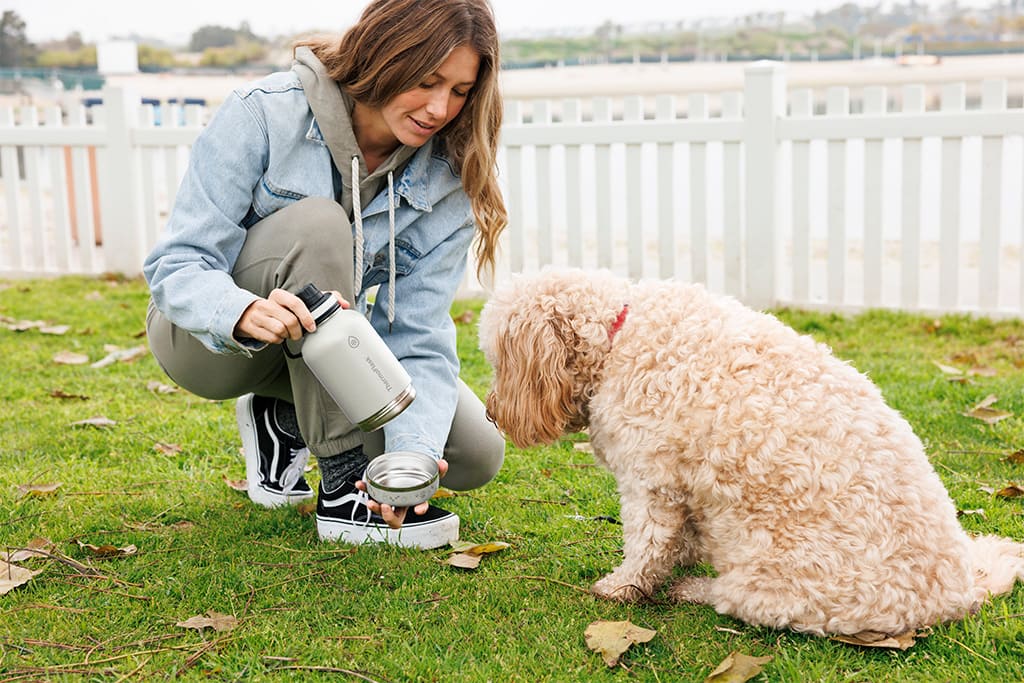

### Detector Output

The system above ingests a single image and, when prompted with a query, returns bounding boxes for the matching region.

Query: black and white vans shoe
[316,476,459,549]
[236,394,314,508]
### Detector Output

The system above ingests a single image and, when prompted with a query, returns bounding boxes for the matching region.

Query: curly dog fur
[479,267,1024,636]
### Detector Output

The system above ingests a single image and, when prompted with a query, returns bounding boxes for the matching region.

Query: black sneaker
[236,394,314,508]
[316,475,459,549]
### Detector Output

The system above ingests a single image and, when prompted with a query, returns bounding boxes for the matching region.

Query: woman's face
[379,44,480,148]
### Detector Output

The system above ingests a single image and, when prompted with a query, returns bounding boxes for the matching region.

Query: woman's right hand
[234,288,348,345]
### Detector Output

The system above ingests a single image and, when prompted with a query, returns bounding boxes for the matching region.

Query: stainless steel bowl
[363,451,439,507]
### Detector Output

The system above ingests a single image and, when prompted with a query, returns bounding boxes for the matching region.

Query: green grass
[1,276,1023,682]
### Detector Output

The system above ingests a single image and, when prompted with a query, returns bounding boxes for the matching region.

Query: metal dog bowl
[364,451,440,507]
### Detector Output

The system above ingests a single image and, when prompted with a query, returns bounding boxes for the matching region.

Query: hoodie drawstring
[350,155,396,332]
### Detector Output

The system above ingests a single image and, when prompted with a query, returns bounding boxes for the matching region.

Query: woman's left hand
[357,459,449,529]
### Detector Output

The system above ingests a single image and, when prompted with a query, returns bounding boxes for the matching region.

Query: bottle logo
[348,336,359,349]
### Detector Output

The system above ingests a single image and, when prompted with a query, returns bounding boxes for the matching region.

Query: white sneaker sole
[316,513,459,550]
[236,395,314,509]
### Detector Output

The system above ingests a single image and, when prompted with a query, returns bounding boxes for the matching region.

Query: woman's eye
[453,89,469,98]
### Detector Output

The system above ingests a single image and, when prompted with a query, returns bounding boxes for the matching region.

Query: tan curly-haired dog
[478,267,1024,637]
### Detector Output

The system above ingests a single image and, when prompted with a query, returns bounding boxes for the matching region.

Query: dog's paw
[667,576,712,604]
[591,574,648,602]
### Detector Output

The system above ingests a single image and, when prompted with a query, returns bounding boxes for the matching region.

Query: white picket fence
[2,62,1023,316]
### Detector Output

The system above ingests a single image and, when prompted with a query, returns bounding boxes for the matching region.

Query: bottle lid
[295,283,339,324]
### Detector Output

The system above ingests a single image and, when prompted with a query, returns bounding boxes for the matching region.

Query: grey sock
[272,399,303,444]
[318,445,368,492]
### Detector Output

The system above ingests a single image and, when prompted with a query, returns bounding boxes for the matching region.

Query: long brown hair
[296,0,507,279]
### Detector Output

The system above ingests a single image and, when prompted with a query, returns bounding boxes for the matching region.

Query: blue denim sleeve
[142,92,268,355]
[375,213,475,461]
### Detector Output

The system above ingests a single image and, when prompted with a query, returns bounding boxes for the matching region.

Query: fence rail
[2,62,1023,317]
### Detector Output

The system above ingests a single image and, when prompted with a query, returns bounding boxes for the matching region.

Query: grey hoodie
[292,46,416,222]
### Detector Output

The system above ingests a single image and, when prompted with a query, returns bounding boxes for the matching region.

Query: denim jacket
[143,69,475,460]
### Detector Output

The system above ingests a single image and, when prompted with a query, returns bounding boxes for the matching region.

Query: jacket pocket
[251,177,307,218]
[362,239,419,288]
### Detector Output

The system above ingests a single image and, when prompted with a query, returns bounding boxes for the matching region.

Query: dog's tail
[969,534,1024,600]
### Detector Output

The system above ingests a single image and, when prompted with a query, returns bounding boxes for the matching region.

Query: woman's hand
[234,288,348,345]
[357,459,449,529]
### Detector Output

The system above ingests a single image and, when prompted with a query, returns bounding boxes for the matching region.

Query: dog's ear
[485,314,577,448]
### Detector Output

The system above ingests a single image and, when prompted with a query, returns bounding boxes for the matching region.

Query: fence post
[743,61,785,309]
[95,87,145,275]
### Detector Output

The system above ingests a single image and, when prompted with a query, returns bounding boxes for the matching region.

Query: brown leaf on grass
[50,389,89,400]
[176,611,239,632]
[957,508,987,519]
[0,560,41,596]
[39,325,70,335]
[75,540,138,558]
[1,537,54,563]
[968,366,998,378]
[153,442,182,456]
[1007,450,1024,465]
[831,629,918,650]
[573,441,594,453]
[224,478,248,492]
[933,361,962,375]
[53,350,90,365]
[146,380,178,394]
[584,620,657,667]
[296,501,317,517]
[69,416,116,428]
[923,319,942,334]
[995,484,1024,499]
[704,651,774,682]
[445,541,510,570]
[15,482,62,499]
[446,553,482,569]
[453,310,475,325]
[7,319,45,332]
[91,345,148,368]
[963,395,1013,425]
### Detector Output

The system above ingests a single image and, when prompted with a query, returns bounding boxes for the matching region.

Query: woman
[143,0,507,550]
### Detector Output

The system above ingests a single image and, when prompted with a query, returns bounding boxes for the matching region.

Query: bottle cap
[295,283,339,324]
[296,283,330,310]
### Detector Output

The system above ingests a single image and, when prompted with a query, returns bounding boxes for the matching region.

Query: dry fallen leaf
[704,651,774,682]
[15,482,62,499]
[995,484,1024,499]
[453,310,475,324]
[69,416,117,428]
[146,380,178,394]
[831,629,918,650]
[91,345,148,368]
[39,325,70,335]
[573,441,594,453]
[1,538,54,563]
[963,395,1013,425]
[50,389,89,400]
[933,362,962,375]
[1007,450,1024,465]
[53,350,90,365]
[584,620,657,667]
[446,553,482,569]
[968,366,998,377]
[957,508,987,519]
[176,611,239,632]
[0,560,41,596]
[225,478,248,492]
[75,540,138,558]
[153,442,182,456]
[445,541,510,570]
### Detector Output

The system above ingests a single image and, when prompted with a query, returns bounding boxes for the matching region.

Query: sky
[6,0,999,45]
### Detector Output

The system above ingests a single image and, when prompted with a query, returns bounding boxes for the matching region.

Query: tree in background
[0,10,38,67]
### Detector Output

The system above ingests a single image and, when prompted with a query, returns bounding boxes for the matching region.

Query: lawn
[1,275,1023,682]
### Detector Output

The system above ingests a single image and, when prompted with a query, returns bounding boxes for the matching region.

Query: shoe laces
[278,446,310,495]
[350,488,372,527]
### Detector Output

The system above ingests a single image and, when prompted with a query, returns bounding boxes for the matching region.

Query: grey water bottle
[295,283,415,431]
